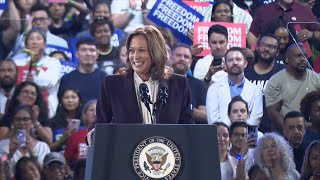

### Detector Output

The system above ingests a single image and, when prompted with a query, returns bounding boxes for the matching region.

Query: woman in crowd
[90,18,119,75]
[13,28,62,118]
[300,91,320,146]
[65,99,96,168]
[253,133,300,179]
[211,0,233,22]
[95,25,194,125]
[301,140,320,180]
[15,156,42,180]
[214,122,246,180]
[0,81,52,145]
[0,105,50,174]
[261,18,296,64]
[50,87,82,152]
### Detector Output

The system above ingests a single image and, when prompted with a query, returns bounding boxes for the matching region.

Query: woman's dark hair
[51,87,82,129]
[227,95,249,116]
[49,50,71,61]
[300,90,320,122]
[15,157,42,180]
[260,17,296,52]
[2,81,48,127]
[213,122,230,134]
[301,140,320,179]
[211,0,233,22]
[90,18,115,37]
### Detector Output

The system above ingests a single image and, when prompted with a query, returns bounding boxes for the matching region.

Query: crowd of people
[0,0,320,179]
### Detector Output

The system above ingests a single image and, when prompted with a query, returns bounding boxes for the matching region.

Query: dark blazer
[96,72,194,124]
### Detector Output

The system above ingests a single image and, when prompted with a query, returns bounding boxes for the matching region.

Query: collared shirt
[133,72,159,124]
[228,77,245,99]
[249,1,320,37]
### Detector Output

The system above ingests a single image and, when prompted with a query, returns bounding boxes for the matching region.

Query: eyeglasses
[14,117,32,123]
[20,89,37,97]
[258,42,278,50]
[32,17,48,23]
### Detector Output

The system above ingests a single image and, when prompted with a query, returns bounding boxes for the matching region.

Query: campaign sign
[59,60,77,76]
[183,1,210,13]
[147,0,203,45]
[194,22,246,57]
[0,0,8,9]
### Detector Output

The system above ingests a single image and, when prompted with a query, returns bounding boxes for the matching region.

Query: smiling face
[261,138,281,167]
[274,27,289,52]
[231,126,247,149]
[94,24,112,45]
[19,161,41,180]
[257,36,279,63]
[217,125,230,153]
[17,85,37,106]
[171,46,192,75]
[12,109,33,131]
[128,35,153,80]
[76,44,99,68]
[61,90,80,112]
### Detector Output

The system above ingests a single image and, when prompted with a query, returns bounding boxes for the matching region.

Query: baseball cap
[43,152,66,167]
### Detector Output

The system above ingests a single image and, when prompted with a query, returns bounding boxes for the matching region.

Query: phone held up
[247,125,258,148]
[16,129,26,148]
[212,57,223,66]
[68,119,81,132]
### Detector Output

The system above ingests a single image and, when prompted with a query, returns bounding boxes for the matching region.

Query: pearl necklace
[97,46,112,55]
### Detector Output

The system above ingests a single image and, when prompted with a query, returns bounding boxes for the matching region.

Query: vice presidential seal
[133,136,181,180]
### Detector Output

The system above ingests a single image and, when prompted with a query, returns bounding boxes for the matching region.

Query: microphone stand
[286,21,320,72]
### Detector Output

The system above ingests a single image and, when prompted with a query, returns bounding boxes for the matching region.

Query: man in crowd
[193,24,228,86]
[245,34,286,133]
[283,111,307,172]
[171,44,207,124]
[59,37,105,104]
[0,60,17,119]
[265,44,320,133]
[206,47,263,126]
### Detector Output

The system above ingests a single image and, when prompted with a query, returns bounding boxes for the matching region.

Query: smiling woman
[94,25,194,127]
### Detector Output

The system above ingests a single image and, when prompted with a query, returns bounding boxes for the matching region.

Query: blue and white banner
[147,0,203,45]
[59,60,77,76]
[0,0,8,9]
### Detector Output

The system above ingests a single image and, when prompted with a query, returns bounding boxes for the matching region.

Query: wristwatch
[204,76,211,82]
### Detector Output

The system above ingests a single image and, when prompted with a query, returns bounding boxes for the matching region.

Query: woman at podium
[95,25,194,125]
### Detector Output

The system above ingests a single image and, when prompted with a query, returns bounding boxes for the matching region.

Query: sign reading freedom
[0,0,8,9]
[194,22,246,57]
[148,0,203,45]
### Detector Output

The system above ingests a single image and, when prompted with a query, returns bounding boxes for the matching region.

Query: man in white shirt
[193,24,228,86]
[206,47,263,126]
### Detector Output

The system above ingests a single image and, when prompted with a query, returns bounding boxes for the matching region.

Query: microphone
[286,21,320,72]
[139,83,152,114]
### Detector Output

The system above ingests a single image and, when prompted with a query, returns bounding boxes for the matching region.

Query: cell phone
[247,125,258,148]
[68,119,80,131]
[212,57,223,66]
[16,129,26,148]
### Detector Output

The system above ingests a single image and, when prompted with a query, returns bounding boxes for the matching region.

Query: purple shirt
[249,1,319,37]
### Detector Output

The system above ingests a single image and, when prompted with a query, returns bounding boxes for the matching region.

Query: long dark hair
[15,157,42,180]
[3,81,48,127]
[51,87,82,129]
